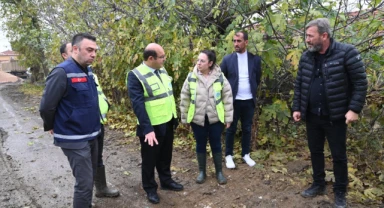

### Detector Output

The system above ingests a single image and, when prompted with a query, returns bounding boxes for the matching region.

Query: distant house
[0,50,18,63]
[0,50,22,72]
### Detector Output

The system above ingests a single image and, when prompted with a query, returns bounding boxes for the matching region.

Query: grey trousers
[62,139,98,208]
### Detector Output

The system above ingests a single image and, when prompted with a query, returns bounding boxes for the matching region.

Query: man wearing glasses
[127,43,182,204]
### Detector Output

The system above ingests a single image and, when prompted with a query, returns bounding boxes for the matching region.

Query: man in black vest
[292,18,367,208]
[40,33,100,208]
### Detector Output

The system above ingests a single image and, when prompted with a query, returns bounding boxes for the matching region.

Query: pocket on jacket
[149,99,168,117]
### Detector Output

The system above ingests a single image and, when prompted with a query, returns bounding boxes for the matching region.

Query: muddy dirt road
[0,81,378,208]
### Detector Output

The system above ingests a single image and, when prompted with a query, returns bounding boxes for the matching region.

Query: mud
[0,82,377,208]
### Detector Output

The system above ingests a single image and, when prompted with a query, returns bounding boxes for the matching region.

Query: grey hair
[305,18,332,38]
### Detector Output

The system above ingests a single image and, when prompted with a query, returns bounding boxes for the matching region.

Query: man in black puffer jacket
[292,18,367,208]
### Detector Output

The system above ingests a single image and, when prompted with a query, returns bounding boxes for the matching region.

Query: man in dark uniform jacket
[292,18,367,208]
[40,33,100,208]
[60,42,120,198]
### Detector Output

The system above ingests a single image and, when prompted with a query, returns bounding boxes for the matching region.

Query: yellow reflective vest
[187,72,225,123]
[94,74,109,124]
[132,64,177,125]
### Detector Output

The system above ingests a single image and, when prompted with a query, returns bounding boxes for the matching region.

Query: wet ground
[0,80,380,208]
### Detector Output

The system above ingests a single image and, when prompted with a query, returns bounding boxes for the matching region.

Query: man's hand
[293,111,301,122]
[345,110,358,124]
[144,131,158,146]
[49,129,54,135]
[225,123,231,129]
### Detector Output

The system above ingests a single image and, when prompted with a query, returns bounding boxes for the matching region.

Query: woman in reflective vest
[180,50,233,185]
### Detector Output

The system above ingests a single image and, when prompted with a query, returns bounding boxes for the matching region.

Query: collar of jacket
[192,64,221,78]
[192,64,222,87]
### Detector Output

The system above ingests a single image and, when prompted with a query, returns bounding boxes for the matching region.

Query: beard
[307,42,323,52]
[235,46,245,53]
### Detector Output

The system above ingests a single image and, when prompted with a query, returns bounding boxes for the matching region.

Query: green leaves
[286,48,302,68]
[2,0,384,204]
[260,100,291,124]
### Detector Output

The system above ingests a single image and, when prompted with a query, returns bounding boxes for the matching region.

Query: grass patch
[20,83,44,96]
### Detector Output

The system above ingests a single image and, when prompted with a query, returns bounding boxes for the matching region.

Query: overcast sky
[0,32,11,52]
[0,26,11,52]
[0,19,11,52]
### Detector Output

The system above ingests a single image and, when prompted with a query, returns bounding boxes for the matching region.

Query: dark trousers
[97,124,105,167]
[191,115,224,154]
[225,99,255,157]
[306,113,348,193]
[139,120,174,194]
[62,139,98,208]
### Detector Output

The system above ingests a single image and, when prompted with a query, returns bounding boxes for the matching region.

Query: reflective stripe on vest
[53,60,100,142]
[94,74,109,124]
[67,72,93,78]
[131,64,177,125]
[53,129,101,140]
[187,72,225,123]
[132,69,174,102]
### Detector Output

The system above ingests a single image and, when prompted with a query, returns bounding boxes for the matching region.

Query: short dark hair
[200,49,216,70]
[71,33,96,47]
[143,49,157,61]
[60,43,67,54]
[235,31,248,41]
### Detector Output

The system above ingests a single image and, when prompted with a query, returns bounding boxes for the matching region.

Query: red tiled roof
[0,50,18,56]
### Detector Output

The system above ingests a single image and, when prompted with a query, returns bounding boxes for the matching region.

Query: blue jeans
[191,115,224,154]
[306,113,348,193]
[225,99,255,157]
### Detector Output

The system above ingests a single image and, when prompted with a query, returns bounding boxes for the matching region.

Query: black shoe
[334,192,346,208]
[147,192,160,204]
[301,185,326,198]
[161,182,184,191]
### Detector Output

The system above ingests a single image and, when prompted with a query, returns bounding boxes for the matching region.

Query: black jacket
[220,51,262,106]
[292,39,367,121]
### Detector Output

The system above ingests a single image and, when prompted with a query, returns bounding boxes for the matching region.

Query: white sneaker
[243,154,256,167]
[225,155,236,169]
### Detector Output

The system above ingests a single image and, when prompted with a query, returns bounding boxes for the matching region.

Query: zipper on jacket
[322,59,333,122]
[305,56,316,115]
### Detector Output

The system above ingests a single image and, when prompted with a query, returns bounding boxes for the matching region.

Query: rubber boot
[95,166,120,197]
[212,152,227,184]
[196,153,207,184]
